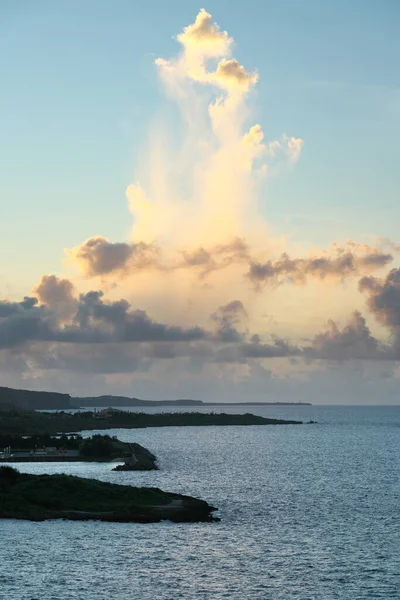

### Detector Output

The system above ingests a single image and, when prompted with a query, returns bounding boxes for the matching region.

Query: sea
[1,404,399,600]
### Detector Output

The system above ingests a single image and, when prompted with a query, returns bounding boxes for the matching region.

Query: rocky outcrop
[113,443,158,471]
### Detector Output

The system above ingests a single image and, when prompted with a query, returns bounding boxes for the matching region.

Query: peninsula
[0,467,218,523]
[0,404,303,436]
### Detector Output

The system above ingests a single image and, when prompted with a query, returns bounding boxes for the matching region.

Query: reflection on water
[2,406,400,599]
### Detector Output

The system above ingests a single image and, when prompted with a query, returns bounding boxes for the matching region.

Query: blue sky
[2,0,399,295]
[1,2,400,401]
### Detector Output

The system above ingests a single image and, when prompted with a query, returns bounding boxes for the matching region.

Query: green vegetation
[0,431,82,451]
[0,432,158,468]
[0,467,217,522]
[0,405,302,436]
[79,434,130,459]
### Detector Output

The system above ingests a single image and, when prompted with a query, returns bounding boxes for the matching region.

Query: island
[0,466,218,523]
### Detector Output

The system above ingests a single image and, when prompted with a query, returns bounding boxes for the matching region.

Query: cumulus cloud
[176,8,231,55]
[359,268,400,331]
[156,8,257,95]
[248,244,392,287]
[66,236,159,277]
[64,233,391,289]
[67,291,207,343]
[214,58,258,92]
[308,311,389,361]
[0,289,208,348]
[0,296,38,318]
[0,298,53,349]
[33,275,77,318]
[3,10,398,396]
[3,284,400,391]
[211,300,247,342]
[120,7,303,293]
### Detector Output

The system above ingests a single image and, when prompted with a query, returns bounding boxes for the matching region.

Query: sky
[1,1,400,403]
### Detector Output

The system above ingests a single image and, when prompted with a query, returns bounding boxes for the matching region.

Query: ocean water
[1,405,399,599]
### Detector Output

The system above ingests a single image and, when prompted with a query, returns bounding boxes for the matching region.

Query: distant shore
[74,397,312,408]
[0,384,311,411]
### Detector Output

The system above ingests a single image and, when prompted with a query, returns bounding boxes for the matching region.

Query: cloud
[3,9,398,398]
[211,300,247,342]
[69,291,208,343]
[266,135,304,167]
[63,233,391,290]
[307,311,389,360]
[0,289,209,348]
[123,7,303,285]
[66,236,159,277]
[0,296,38,318]
[33,275,77,318]
[156,8,258,95]
[2,287,400,386]
[24,343,147,375]
[248,244,392,287]
[216,335,300,362]
[214,58,258,92]
[181,238,249,276]
[359,268,400,331]
[176,8,231,56]
[0,298,53,349]
[374,237,400,253]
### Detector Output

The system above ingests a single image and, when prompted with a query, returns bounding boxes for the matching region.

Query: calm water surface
[1,405,399,599]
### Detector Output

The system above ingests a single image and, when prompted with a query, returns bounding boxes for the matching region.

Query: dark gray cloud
[2,285,400,381]
[0,296,38,318]
[33,275,77,318]
[306,311,390,360]
[25,343,147,375]
[62,291,208,343]
[211,300,247,342]
[64,234,391,291]
[0,302,53,349]
[359,268,400,331]
[68,236,159,277]
[181,238,249,277]
[215,334,300,362]
[0,289,208,348]
[248,247,392,287]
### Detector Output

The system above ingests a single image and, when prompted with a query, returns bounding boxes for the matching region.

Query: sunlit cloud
[1,8,398,396]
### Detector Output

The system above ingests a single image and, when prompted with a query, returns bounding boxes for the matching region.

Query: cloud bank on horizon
[1,9,400,401]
